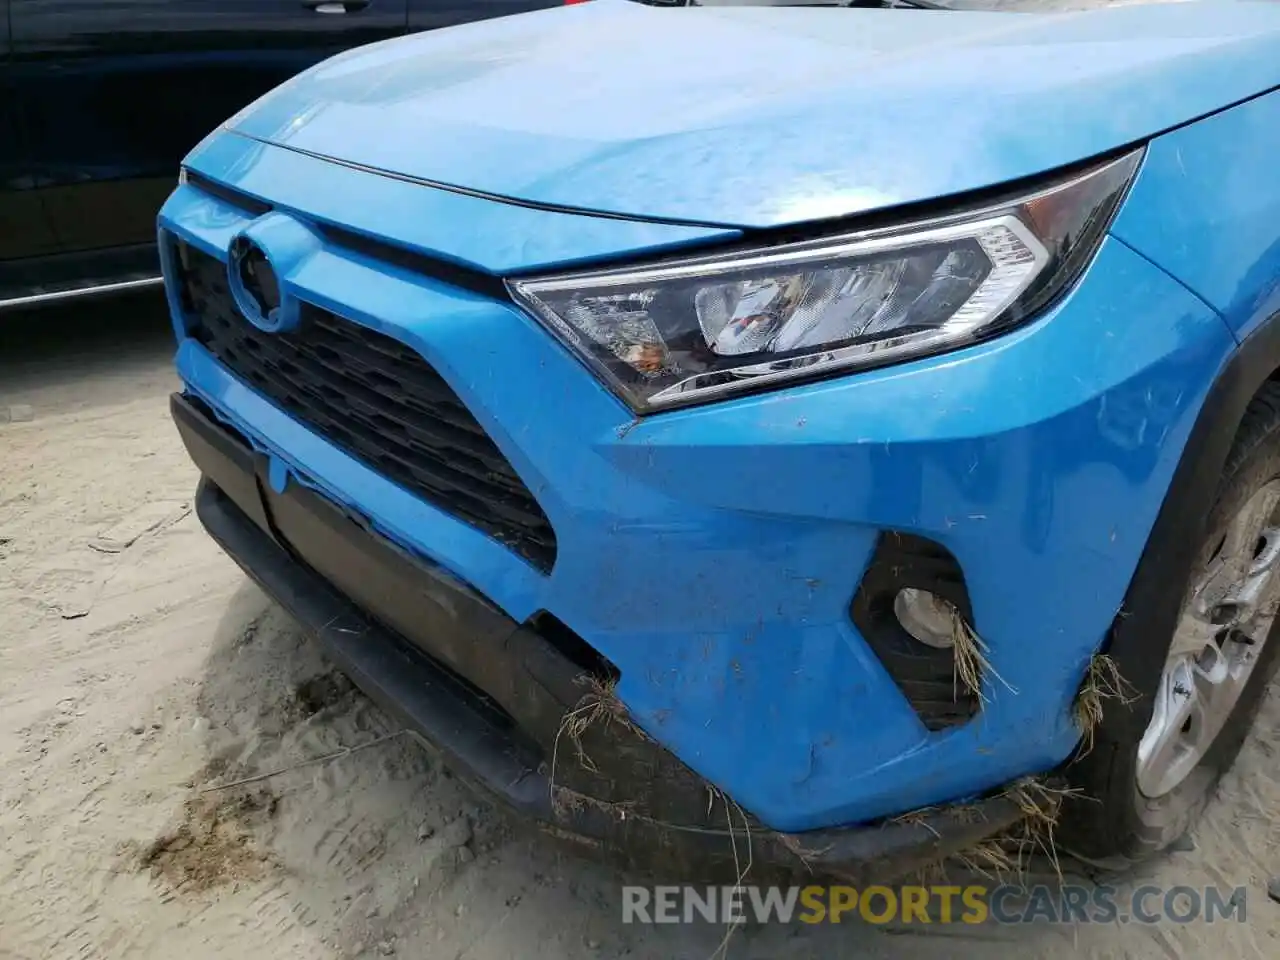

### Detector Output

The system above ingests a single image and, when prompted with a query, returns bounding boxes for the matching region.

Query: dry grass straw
[949,610,1017,703]
[918,777,1092,890]
[952,838,1020,880]
[777,832,833,874]
[551,674,647,783]
[890,797,992,844]
[549,677,759,960]
[705,786,754,960]
[1073,652,1139,757]
[888,804,943,838]
[998,777,1091,887]
[551,680,759,959]
[548,783,641,823]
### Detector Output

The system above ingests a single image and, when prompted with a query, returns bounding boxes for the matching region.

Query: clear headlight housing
[509,149,1143,412]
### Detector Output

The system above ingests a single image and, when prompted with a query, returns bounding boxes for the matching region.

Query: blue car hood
[225,0,1280,229]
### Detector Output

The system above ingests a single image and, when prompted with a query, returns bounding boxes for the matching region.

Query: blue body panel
[182,132,738,274]
[224,0,1280,227]
[161,131,1237,829]
[1111,88,1280,342]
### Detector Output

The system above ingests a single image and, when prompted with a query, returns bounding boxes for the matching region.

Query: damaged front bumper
[173,391,1023,881]
[161,131,1239,845]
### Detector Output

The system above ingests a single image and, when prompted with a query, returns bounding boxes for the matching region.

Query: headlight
[509,148,1143,412]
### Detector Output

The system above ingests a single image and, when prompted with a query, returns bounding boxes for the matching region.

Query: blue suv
[160,0,1280,879]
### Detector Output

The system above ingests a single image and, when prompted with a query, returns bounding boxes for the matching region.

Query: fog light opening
[894,588,960,649]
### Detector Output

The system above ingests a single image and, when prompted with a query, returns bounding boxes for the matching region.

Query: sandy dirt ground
[1,291,1277,960]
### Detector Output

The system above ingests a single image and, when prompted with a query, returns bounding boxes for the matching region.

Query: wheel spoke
[1186,646,1235,750]
[1232,525,1280,641]
[1136,659,1198,797]
[1193,641,1230,686]
[1168,606,1220,660]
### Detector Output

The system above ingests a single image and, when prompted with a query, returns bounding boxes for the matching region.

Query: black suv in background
[0,0,943,311]
[0,0,570,309]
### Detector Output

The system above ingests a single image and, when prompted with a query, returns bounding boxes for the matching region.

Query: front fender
[1111,87,1280,341]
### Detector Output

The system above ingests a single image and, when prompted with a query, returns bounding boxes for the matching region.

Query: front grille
[177,243,557,571]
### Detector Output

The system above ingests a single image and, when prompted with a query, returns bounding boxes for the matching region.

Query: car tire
[1060,382,1280,867]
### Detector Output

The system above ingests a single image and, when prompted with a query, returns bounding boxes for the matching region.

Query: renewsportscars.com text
[621,884,1249,926]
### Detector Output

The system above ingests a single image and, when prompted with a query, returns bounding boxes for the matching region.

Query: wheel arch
[1096,310,1280,738]
[1059,310,1280,863]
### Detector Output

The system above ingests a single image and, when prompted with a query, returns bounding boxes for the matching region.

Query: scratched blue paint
[223,0,1280,228]
[1110,88,1280,342]
[158,1,1280,831]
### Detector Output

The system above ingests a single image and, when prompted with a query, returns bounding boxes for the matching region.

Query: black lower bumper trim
[174,390,1023,881]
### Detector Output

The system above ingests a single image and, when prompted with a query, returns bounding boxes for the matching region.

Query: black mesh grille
[177,242,557,571]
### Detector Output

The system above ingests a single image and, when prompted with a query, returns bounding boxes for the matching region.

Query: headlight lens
[509,149,1143,412]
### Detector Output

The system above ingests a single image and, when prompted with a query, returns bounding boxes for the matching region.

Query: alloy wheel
[1136,480,1280,798]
